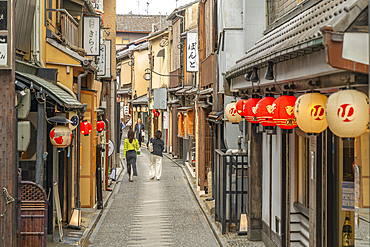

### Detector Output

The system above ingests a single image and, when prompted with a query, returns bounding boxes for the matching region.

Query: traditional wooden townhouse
[225,0,369,246]
[14,0,116,242]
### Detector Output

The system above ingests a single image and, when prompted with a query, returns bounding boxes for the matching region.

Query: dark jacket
[149,138,164,157]
[134,123,145,141]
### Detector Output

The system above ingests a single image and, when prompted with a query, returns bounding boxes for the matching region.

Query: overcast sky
[116,0,194,16]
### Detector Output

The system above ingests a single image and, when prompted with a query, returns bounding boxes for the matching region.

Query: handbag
[148,139,153,153]
[131,142,140,155]
[110,168,116,181]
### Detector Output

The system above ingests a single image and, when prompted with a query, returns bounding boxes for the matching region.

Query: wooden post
[248,124,262,240]
[35,102,45,185]
[198,106,206,191]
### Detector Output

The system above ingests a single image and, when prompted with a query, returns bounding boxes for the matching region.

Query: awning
[132,94,148,105]
[167,99,180,104]
[186,87,197,94]
[117,88,132,95]
[175,86,192,95]
[46,38,97,71]
[177,106,193,112]
[226,0,366,79]
[16,72,83,109]
[199,88,213,95]
[168,86,182,93]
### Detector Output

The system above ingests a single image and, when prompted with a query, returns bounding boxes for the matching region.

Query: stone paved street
[86,148,219,246]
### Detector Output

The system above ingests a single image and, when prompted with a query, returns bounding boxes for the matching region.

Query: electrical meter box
[18,88,31,119]
[153,88,167,110]
[18,121,31,152]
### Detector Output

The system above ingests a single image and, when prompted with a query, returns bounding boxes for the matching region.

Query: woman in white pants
[149,130,164,180]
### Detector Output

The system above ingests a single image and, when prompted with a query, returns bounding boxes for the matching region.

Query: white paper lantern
[294,92,328,134]
[326,89,369,138]
[225,102,242,124]
[50,125,72,148]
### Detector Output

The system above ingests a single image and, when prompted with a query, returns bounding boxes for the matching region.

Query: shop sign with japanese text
[186,32,198,72]
[83,16,100,56]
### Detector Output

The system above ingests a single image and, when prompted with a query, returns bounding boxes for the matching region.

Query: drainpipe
[76,61,89,208]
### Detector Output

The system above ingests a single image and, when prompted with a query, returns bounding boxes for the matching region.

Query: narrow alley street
[85,147,219,247]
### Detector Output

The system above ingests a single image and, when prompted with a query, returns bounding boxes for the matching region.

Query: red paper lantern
[236,97,248,117]
[50,126,72,148]
[154,111,160,117]
[272,93,297,131]
[244,95,262,125]
[256,94,276,129]
[97,120,105,132]
[80,120,92,136]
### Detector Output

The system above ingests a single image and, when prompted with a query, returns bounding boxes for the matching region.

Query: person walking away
[123,130,139,182]
[134,118,145,147]
[149,130,164,180]
[120,118,126,144]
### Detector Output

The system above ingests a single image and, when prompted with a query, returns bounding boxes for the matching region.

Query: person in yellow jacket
[123,130,140,182]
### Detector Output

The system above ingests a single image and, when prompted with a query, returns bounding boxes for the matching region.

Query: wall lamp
[264,61,274,80]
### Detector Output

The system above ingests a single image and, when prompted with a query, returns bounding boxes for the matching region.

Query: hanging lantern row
[229,88,369,138]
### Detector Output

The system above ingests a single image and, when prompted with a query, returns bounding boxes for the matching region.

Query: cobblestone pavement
[86,149,219,247]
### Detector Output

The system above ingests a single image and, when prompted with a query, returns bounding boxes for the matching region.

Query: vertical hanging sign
[83,16,100,56]
[97,44,106,76]
[0,0,11,69]
[186,32,198,72]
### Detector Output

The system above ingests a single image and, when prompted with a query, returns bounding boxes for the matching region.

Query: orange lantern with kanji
[80,120,92,136]
[97,120,105,133]
[256,94,276,129]
[50,126,72,148]
[272,93,297,131]
[225,102,242,124]
[236,97,248,117]
[244,95,261,125]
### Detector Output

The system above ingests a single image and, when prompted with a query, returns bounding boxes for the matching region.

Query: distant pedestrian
[123,130,139,182]
[119,119,126,143]
[134,118,145,146]
[148,130,164,180]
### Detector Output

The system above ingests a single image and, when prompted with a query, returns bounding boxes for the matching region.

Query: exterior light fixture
[244,71,252,82]
[68,207,82,229]
[80,120,92,136]
[97,120,105,133]
[326,88,369,140]
[244,94,262,126]
[264,61,274,80]
[49,126,72,148]
[250,67,259,82]
[225,102,242,124]
[237,212,248,235]
[294,92,328,135]
[256,94,276,130]
[236,96,248,117]
[272,92,297,132]
[143,69,151,81]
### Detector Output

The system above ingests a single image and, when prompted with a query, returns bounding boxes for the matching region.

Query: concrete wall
[218,0,244,145]
[185,3,199,31]
[133,48,149,97]
[120,60,132,86]
[151,33,170,89]
[243,0,266,53]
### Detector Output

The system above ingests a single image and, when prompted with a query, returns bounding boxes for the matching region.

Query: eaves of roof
[226,0,366,80]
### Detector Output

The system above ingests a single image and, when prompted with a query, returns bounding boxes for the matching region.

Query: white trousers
[149,154,162,179]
